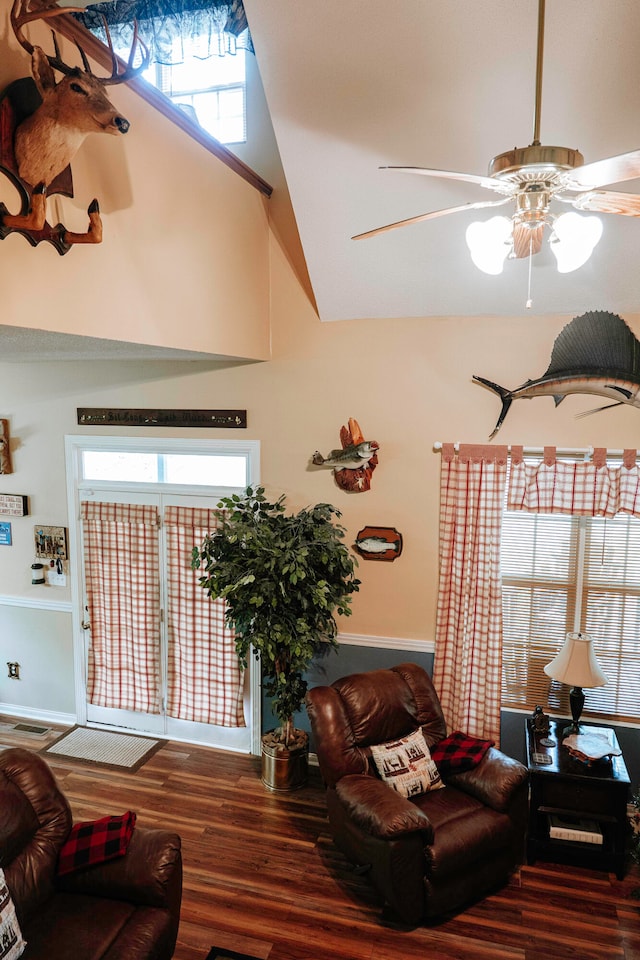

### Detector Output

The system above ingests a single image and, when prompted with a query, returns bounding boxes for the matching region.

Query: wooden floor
[1,717,640,960]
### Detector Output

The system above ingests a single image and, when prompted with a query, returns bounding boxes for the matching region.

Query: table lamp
[543,632,607,734]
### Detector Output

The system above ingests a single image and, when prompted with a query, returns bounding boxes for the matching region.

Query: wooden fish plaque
[77,408,247,429]
[0,494,28,517]
[354,526,403,561]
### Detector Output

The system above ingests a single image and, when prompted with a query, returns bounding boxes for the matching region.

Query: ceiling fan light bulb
[550,212,603,273]
[465,216,512,275]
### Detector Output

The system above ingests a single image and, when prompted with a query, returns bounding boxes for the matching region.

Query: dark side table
[526,718,630,879]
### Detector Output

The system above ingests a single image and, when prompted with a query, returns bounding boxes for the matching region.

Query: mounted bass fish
[311,417,379,492]
[474,311,640,440]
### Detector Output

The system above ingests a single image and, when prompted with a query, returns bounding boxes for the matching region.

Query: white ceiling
[244,0,640,321]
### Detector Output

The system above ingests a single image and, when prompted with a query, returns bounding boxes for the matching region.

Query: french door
[66,436,261,754]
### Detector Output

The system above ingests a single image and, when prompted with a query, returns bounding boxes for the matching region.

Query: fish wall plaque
[354,526,403,561]
[474,310,640,439]
[311,417,379,492]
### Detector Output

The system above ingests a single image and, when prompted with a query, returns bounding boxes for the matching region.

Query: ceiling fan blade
[564,149,640,190]
[381,166,508,194]
[352,197,511,241]
[512,223,545,259]
[571,190,640,217]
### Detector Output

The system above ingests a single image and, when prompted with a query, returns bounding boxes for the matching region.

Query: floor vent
[13,723,49,735]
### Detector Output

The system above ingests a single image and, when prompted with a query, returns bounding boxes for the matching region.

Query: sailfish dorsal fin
[544,311,640,379]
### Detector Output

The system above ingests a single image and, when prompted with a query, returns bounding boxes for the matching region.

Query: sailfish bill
[473,311,640,440]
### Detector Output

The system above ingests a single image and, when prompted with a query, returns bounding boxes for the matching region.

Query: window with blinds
[501,505,640,724]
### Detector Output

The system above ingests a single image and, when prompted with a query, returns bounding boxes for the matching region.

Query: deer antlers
[10,0,149,83]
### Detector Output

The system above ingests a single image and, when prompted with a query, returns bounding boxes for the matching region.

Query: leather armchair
[306,662,528,924]
[0,747,182,959]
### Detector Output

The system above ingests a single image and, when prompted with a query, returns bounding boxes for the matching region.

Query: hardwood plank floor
[1,716,639,960]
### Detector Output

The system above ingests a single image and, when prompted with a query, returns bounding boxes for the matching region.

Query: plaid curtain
[433,444,508,744]
[507,446,640,517]
[82,501,161,713]
[165,506,245,727]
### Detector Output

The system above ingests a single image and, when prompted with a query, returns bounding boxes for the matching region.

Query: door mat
[43,727,163,772]
[206,950,266,960]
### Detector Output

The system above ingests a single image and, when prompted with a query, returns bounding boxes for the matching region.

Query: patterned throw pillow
[370,728,443,799]
[431,730,494,776]
[57,811,137,877]
[0,867,26,960]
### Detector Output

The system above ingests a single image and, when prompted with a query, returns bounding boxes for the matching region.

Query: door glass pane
[163,454,246,487]
[82,451,158,482]
[81,450,248,487]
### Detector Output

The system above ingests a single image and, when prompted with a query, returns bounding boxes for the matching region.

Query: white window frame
[65,435,262,754]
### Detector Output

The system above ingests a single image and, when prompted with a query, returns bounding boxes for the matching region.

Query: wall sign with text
[0,494,28,516]
[77,408,247,428]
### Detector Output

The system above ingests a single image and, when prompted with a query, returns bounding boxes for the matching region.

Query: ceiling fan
[353,0,640,274]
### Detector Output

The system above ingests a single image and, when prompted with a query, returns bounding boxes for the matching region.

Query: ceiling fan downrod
[488,0,584,181]
[532,0,545,146]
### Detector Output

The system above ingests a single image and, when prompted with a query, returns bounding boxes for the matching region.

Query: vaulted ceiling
[244,0,640,321]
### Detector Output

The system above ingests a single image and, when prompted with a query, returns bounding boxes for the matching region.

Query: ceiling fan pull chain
[526,232,534,309]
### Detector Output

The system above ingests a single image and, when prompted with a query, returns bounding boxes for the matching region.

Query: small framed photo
[0,521,12,546]
[34,525,68,560]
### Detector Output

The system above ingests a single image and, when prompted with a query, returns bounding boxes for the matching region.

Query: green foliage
[191,486,360,743]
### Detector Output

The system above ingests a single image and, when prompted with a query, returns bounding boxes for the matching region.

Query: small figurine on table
[531,705,550,735]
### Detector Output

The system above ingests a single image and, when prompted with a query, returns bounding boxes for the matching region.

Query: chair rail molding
[0,594,72,613]
[338,632,435,654]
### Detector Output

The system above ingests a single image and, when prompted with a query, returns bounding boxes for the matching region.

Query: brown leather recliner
[306,662,528,924]
[0,747,182,959]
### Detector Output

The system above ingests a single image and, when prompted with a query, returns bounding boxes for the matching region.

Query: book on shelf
[548,814,603,844]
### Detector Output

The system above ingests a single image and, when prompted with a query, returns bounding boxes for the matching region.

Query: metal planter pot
[261,729,309,792]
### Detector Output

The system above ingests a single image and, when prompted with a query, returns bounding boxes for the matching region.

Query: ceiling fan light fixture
[550,211,603,273]
[465,216,512,274]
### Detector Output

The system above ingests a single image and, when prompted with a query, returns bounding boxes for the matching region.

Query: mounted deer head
[0,0,149,250]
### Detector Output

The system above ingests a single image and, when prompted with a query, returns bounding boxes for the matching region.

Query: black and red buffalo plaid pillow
[57,811,136,876]
[430,731,494,776]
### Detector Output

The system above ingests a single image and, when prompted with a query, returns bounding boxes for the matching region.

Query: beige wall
[0,32,270,361]
[3,241,639,636]
[2,26,640,718]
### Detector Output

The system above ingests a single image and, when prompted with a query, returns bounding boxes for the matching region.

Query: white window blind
[501,483,640,724]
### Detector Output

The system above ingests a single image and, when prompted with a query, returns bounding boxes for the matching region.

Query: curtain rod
[432,443,629,457]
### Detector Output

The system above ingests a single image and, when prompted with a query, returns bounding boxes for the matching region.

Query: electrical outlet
[46,567,67,587]
[7,662,20,680]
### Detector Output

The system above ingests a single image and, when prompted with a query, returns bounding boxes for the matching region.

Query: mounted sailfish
[474,311,640,440]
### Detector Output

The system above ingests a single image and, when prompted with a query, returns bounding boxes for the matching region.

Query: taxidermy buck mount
[0,0,148,254]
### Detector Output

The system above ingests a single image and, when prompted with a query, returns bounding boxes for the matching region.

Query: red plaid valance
[507,447,640,516]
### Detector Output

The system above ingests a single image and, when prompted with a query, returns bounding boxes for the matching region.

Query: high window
[142,42,247,144]
[76,2,250,145]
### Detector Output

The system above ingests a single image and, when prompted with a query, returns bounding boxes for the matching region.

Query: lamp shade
[543,632,607,688]
[549,212,603,273]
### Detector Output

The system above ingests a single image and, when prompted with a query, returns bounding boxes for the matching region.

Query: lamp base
[569,685,585,725]
[561,721,583,738]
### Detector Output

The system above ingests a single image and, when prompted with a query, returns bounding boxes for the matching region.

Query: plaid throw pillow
[370,728,444,799]
[57,811,137,877]
[431,731,494,776]
[0,866,26,960]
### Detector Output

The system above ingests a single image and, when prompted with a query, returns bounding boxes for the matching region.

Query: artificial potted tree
[192,485,360,791]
